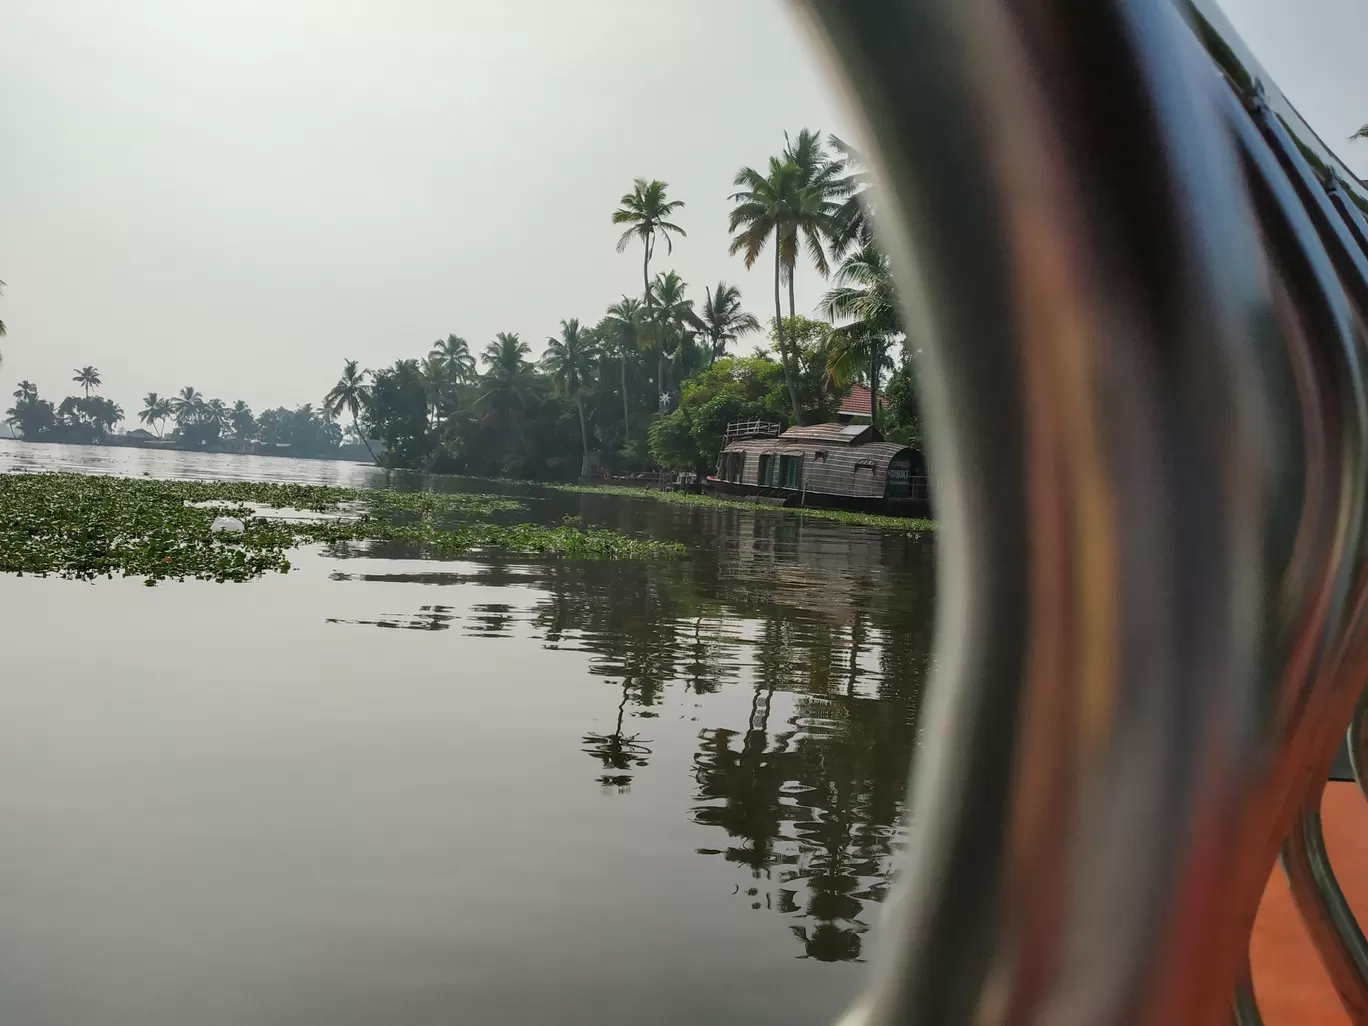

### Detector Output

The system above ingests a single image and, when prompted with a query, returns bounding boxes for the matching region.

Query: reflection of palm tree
[582,681,653,792]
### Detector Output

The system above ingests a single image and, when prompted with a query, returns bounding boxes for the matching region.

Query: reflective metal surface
[789,0,1368,1021]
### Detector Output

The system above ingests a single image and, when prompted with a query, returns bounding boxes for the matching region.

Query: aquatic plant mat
[550,483,936,532]
[0,473,685,584]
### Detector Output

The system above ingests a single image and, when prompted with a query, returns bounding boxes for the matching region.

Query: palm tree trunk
[642,234,656,411]
[353,410,378,463]
[773,230,802,426]
[576,392,590,478]
[620,355,630,436]
[869,340,882,435]
[657,350,666,411]
[788,269,797,320]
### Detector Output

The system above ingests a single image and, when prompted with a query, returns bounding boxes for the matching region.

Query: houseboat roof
[769,422,880,445]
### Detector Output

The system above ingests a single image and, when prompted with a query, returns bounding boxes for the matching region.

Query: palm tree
[172,386,204,428]
[72,366,102,397]
[613,179,686,395]
[430,334,475,382]
[138,392,169,436]
[699,282,762,366]
[202,399,228,437]
[821,244,902,432]
[478,332,535,451]
[323,359,376,462]
[781,128,843,315]
[605,296,645,435]
[729,157,808,423]
[826,134,873,258]
[229,400,255,444]
[418,355,449,430]
[1353,125,1368,141]
[648,271,702,402]
[541,318,600,476]
[13,380,37,404]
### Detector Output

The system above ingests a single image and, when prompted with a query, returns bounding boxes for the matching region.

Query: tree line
[3,129,922,475]
[338,129,919,478]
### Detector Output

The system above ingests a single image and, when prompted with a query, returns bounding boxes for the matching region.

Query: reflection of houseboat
[707,420,931,517]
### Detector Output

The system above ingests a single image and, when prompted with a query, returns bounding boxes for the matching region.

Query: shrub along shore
[0,473,685,584]
[550,482,935,533]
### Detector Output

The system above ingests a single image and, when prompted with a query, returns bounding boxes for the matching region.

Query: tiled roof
[838,384,889,417]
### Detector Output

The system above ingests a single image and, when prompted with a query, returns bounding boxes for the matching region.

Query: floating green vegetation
[549,483,936,533]
[0,473,685,584]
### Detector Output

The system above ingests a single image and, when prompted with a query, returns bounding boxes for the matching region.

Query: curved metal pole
[787,0,1368,1023]
[1280,790,1368,1019]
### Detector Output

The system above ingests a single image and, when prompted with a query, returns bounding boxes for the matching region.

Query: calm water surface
[0,440,936,1026]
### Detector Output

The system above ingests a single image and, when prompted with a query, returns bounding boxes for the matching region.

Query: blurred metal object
[788,0,1368,1022]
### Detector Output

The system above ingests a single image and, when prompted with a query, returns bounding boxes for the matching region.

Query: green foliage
[0,473,685,584]
[551,482,934,532]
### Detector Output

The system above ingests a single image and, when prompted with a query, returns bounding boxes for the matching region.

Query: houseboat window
[780,454,801,489]
[757,454,772,486]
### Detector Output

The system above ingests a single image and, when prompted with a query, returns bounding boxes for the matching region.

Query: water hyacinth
[0,473,686,584]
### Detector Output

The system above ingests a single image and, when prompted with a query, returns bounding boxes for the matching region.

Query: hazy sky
[2,0,1366,420]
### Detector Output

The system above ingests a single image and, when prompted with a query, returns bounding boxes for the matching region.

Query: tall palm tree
[699,282,762,366]
[604,296,645,435]
[821,243,902,432]
[826,134,874,258]
[418,355,449,430]
[430,334,475,382]
[648,271,702,402]
[138,392,170,436]
[172,386,204,428]
[72,366,102,397]
[541,318,600,475]
[781,128,843,316]
[13,380,37,404]
[729,157,808,423]
[478,332,535,451]
[323,359,376,462]
[613,178,686,392]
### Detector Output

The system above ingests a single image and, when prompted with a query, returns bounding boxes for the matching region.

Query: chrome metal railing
[790,0,1368,1021]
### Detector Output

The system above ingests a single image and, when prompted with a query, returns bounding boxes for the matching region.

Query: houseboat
[707,420,930,517]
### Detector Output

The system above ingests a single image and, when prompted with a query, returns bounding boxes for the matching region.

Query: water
[0,440,937,1026]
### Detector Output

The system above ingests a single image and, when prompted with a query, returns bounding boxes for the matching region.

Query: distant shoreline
[0,435,375,464]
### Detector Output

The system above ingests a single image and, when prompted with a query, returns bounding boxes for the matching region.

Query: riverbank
[551,482,936,533]
[0,474,685,583]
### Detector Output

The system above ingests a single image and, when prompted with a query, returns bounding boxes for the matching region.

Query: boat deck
[1253,782,1368,1022]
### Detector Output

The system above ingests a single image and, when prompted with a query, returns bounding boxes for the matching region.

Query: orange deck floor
[1251,782,1368,1024]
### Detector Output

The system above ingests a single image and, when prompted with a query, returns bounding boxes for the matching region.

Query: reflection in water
[0,440,935,995]
[322,488,934,963]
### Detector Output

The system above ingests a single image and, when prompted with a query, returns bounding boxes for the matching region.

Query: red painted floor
[1251,782,1368,1024]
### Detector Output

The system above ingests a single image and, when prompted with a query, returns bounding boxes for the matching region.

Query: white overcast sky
[2,0,1367,418]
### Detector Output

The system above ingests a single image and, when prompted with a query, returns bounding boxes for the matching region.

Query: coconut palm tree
[417,355,450,430]
[821,243,902,432]
[72,366,102,397]
[613,179,686,387]
[826,134,874,258]
[229,400,255,444]
[323,359,376,462]
[648,271,702,402]
[13,380,37,404]
[203,399,228,437]
[138,392,171,436]
[781,128,844,314]
[604,296,645,435]
[729,157,808,423]
[541,318,600,476]
[1353,125,1368,141]
[478,332,535,451]
[699,282,762,366]
[172,386,204,428]
[430,334,475,382]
